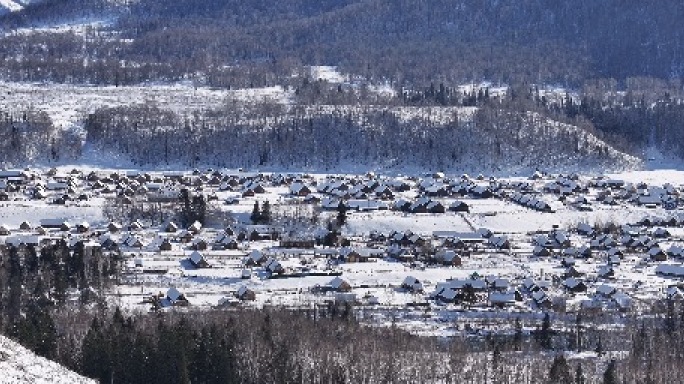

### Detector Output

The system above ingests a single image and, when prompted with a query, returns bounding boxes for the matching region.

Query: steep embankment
[0,335,95,384]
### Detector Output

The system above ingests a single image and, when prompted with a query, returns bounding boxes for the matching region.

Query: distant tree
[595,335,604,356]
[575,312,583,352]
[491,342,501,372]
[179,188,192,227]
[513,317,523,351]
[665,299,676,335]
[191,194,207,225]
[460,284,477,307]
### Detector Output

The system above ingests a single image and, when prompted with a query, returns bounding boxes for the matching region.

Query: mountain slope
[0,335,95,384]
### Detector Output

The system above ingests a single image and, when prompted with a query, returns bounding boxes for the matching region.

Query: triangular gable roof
[167,287,182,302]
[329,276,350,289]
[189,251,204,265]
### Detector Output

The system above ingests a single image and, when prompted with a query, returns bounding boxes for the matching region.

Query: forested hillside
[0,0,680,169]
[0,0,682,86]
[83,99,637,172]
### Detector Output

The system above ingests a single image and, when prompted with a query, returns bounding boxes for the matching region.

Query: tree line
[23,298,684,383]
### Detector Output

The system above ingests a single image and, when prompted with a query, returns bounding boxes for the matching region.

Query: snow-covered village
[1,1,684,383]
[3,166,684,327]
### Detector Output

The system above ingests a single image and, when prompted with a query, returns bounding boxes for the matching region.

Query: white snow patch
[7,19,112,37]
[0,335,95,383]
[0,82,293,134]
[309,66,348,83]
[0,0,24,13]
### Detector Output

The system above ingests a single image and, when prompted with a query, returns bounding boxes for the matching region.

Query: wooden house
[159,239,173,251]
[188,221,202,234]
[236,286,256,301]
[165,221,178,233]
[563,278,587,293]
[448,200,470,212]
[189,251,211,268]
[244,250,267,266]
[401,276,424,293]
[107,222,122,233]
[328,277,352,292]
[192,238,208,251]
[434,249,462,266]
[265,258,285,275]
[76,222,90,233]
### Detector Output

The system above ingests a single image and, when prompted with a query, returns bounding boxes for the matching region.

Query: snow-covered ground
[6,19,112,36]
[0,82,292,131]
[0,336,94,384]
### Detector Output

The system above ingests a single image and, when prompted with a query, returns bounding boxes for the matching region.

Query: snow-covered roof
[329,276,350,289]
[167,287,182,302]
[189,251,204,265]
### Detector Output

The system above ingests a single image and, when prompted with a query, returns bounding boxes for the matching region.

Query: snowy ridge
[0,0,24,13]
[0,0,43,14]
[537,113,642,170]
[0,335,95,384]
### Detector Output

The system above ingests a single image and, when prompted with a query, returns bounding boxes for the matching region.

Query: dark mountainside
[2,0,682,85]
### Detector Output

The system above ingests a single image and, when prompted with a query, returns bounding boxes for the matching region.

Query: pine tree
[80,317,110,382]
[261,200,272,225]
[17,303,57,359]
[250,201,261,224]
[603,359,618,384]
[575,363,585,384]
[513,317,523,351]
[539,313,553,350]
[336,201,347,227]
[548,354,573,384]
